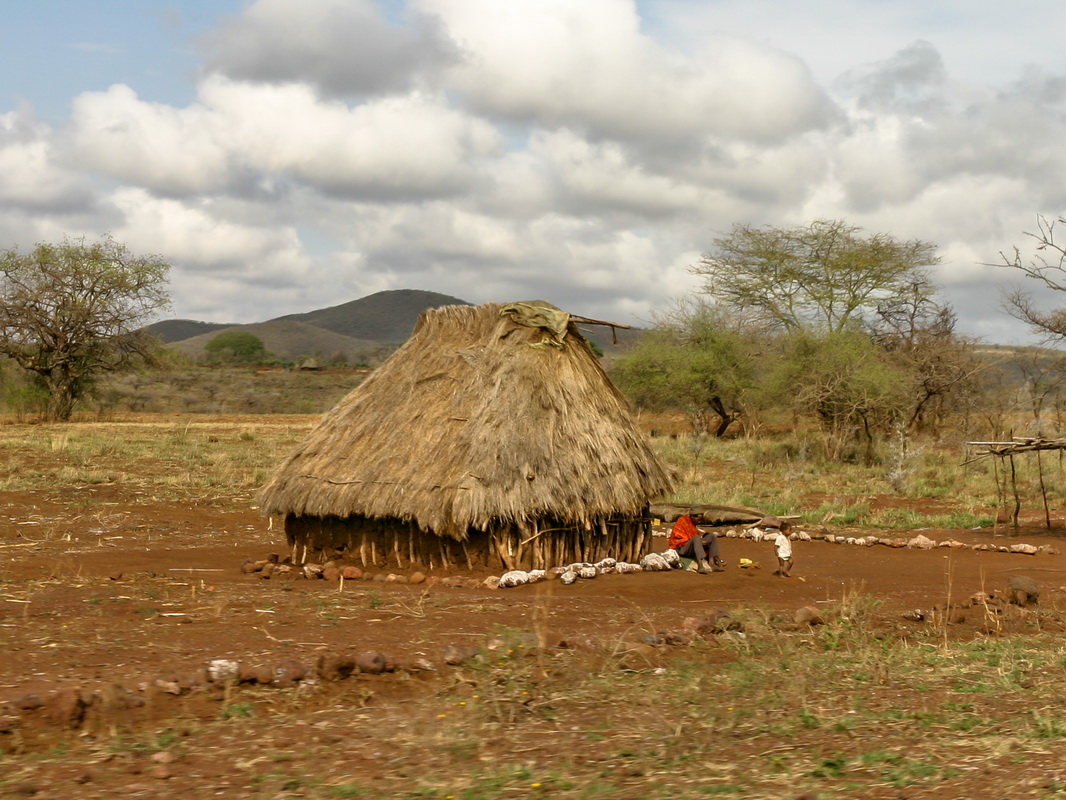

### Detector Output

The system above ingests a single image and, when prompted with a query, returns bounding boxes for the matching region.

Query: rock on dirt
[317,654,357,681]
[206,659,240,683]
[237,664,275,684]
[273,658,307,688]
[45,688,87,729]
[1008,575,1040,606]
[794,606,824,626]
[442,644,480,666]
[355,651,388,675]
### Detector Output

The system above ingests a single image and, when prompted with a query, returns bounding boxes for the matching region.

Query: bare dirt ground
[2,418,1066,798]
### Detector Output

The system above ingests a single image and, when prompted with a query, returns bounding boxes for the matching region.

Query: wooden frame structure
[966,437,1066,530]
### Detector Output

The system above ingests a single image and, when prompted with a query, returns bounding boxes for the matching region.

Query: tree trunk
[42,372,78,421]
[708,395,738,438]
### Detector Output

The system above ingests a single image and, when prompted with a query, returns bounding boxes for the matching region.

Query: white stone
[207,659,240,682]
[640,552,671,571]
[499,570,530,588]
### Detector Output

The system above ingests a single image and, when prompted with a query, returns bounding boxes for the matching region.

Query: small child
[772,521,794,577]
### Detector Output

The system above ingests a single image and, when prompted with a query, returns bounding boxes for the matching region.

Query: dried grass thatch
[257,302,674,569]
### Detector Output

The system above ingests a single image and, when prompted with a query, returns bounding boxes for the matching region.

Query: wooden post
[1009,454,1021,533]
[1036,450,1052,529]
[493,533,516,571]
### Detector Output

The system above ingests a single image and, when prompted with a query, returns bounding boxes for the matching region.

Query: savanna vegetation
[4,218,1066,799]
[8,223,1066,797]
[2,417,1066,798]
[612,220,981,454]
[3,220,1066,526]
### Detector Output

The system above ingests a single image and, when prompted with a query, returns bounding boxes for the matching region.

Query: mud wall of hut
[284,513,652,571]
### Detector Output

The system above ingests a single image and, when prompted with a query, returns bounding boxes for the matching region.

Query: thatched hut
[256,301,674,571]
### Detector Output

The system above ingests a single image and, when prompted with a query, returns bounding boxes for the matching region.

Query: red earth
[3,421,1066,798]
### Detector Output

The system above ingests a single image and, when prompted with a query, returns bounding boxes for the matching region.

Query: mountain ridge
[149,289,639,363]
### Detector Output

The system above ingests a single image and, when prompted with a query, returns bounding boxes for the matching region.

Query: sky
[3,0,1066,344]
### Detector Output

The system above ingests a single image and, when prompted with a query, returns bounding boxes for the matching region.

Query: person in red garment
[668,513,725,574]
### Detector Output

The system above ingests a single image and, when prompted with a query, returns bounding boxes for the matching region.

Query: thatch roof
[257,302,674,539]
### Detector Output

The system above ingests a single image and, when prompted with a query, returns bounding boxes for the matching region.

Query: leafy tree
[773,329,910,460]
[204,330,268,364]
[997,214,1066,339]
[692,219,942,332]
[0,236,170,421]
[612,299,757,437]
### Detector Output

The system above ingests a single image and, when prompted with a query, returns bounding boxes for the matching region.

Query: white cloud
[0,109,95,211]
[422,0,836,144]
[528,129,705,217]
[67,77,504,200]
[110,188,311,283]
[5,0,1066,343]
[202,0,456,96]
[649,0,1066,87]
[198,77,504,199]
[69,85,233,193]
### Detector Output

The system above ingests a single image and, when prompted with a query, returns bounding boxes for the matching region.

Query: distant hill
[153,289,471,364]
[148,319,234,344]
[166,320,386,363]
[150,289,643,365]
[274,289,470,342]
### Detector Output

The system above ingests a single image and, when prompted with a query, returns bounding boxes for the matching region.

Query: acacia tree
[692,219,942,332]
[0,236,171,420]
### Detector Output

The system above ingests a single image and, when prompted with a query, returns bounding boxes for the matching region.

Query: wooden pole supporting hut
[256,301,675,570]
